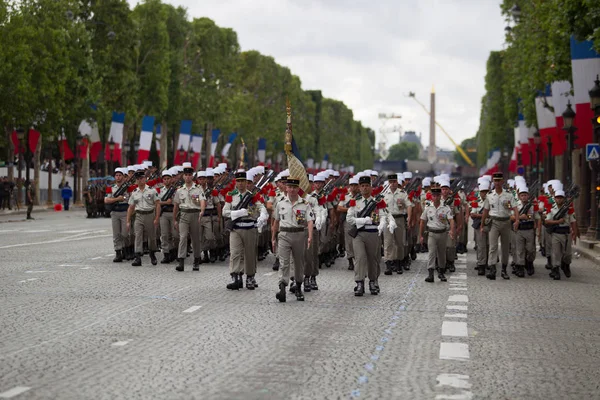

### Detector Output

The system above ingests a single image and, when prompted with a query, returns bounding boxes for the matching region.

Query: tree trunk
[5,125,14,181]
[82,140,90,200]
[34,131,41,205]
[160,121,168,169]
[47,133,53,208]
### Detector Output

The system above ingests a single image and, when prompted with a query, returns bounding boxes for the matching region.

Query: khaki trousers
[343,221,354,259]
[515,228,535,265]
[552,232,572,267]
[488,219,511,266]
[383,215,405,261]
[134,212,157,254]
[544,228,553,258]
[178,211,201,259]
[304,228,319,277]
[111,211,128,251]
[278,230,307,285]
[475,225,489,266]
[159,211,179,253]
[230,228,258,275]
[427,231,447,270]
[352,231,380,282]
[199,215,216,251]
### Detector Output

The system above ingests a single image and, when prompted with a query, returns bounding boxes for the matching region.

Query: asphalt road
[1,211,599,400]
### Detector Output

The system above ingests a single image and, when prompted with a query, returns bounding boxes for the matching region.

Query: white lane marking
[59,264,86,267]
[18,278,39,283]
[111,341,131,347]
[263,272,275,276]
[449,282,467,286]
[80,267,92,270]
[439,342,470,361]
[435,393,473,400]
[0,386,32,398]
[63,230,92,233]
[24,271,53,274]
[105,254,114,257]
[22,230,51,233]
[450,288,468,291]
[449,273,467,280]
[91,257,103,260]
[442,321,468,337]
[0,234,111,249]
[444,313,467,319]
[183,306,202,313]
[436,373,472,389]
[447,305,468,311]
[454,265,467,269]
[448,295,468,302]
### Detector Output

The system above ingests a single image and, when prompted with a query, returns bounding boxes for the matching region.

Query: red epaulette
[147,179,157,187]
[268,189,276,197]
[470,201,478,208]
[533,201,539,212]
[260,186,268,195]
[373,186,383,196]
[105,186,112,194]
[127,185,137,193]
[211,189,218,197]
[568,205,575,215]
[299,189,304,197]
[349,199,356,207]
[225,195,233,203]
[454,198,461,207]
[339,192,346,201]
[376,200,386,209]
[318,196,326,206]
[252,193,264,204]
[426,192,433,201]
[220,188,228,197]
[156,187,161,194]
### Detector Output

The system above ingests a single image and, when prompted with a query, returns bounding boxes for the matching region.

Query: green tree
[387,142,419,161]
[454,137,477,166]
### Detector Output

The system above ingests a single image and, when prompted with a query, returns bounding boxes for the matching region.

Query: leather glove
[355,217,373,229]
[388,217,397,234]
[230,208,248,220]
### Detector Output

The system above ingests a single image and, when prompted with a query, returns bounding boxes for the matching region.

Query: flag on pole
[191,133,203,169]
[284,99,310,193]
[551,81,573,155]
[534,85,554,162]
[257,138,267,165]
[175,120,192,164]
[108,112,125,163]
[155,124,161,157]
[59,130,74,161]
[208,128,220,167]
[570,37,600,147]
[221,132,238,161]
[320,154,329,170]
[78,119,101,162]
[137,116,155,164]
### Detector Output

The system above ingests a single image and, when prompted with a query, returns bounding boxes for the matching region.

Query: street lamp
[562,101,577,186]
[511,4,521,22]
[546,136,553,181]
[528,137,534,181]
[75,133,83,207]
[588,75,600,240]
[15,128,25,206]
[533,130,542,185]
[108,136,115,173]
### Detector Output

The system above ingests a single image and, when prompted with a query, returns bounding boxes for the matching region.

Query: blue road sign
[586,143,600,161]
[517,166,525,175]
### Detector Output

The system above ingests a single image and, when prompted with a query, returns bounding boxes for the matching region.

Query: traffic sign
[517,166,525,175]
[586,143,600,161]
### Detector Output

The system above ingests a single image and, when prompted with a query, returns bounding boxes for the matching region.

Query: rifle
[443,179,463,207]
[204,171,234,199]
[518,180,540,216]
[347,184,390,238]
[160,178,184,215]
[224,171,273,231]
[372,173,386,188]
[546,185,580,233]
[105,174,135,212]
[404,177,422,195]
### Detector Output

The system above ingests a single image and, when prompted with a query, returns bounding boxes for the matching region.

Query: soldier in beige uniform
[512,185,540,277]
[126,171,160,266]
[197,170,221,263]
[158,168,180,264]
[104,167,130,262]
[272,177,314,302]
[336,177,359,270]
[419,187,454,282]
[347,176,388,296]
[223,170,268,290]
[481,172,519,280]
[469,181,490,276]
[383,173,412,275]
[544,190,577,280]
[304,174,321,291]
[173,163,206,272]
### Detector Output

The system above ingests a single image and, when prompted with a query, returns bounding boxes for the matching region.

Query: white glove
[355,217,373,229]
[315,216,323,231]
[230,209,248,220]
[256,215,268,229]
[378,219,386,236]
[388,217,397,234]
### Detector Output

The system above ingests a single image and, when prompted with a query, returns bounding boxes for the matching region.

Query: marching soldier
[419,177,432,252]
[223,170,268,290]
[197,170,221,263]
[512,184,540,277]
[480,172,519,280]
[441,180,462,273]
[272,177,314,302]
[346,175,388,296]
[267,174,287,271]
[469,180,490,275]
[419,187,454,282]
[544,189,577,280]
[173,163,206,272]
[104,168,130,262]
[383,173,412,275]
[337,177,360,270]
[126,170,160,266]
[158,168,179,264]
[303,174,322,291]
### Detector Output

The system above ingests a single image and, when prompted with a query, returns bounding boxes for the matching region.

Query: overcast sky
[131,0,506,154]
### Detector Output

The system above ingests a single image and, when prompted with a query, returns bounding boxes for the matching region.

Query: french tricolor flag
[175,120,192,164]
[108,112,125,164]
[534,86,555,162]
[190,133,203,169]
[320,154,329,170]
[208,129,220,167]
[137,116,155,164]
[59,131,75,161]
[570,37,600,147]
[155,124,161,157]
[551,81,573,155]
[257,138,267,165]
[221,132,237,161]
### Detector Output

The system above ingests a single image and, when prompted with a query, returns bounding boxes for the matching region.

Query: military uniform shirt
[421,203,454,230]
[384,188,412,215]
[274,196,314,228]
[346,196,387,230]
[128,185,158,212]
[547,204,576,228]
[483,190,515,218]
[173,184,205,210]
[516,199,541,221]
[223,189,266,220]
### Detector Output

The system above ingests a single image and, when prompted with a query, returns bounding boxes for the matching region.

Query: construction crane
[377,113,402,159]
[407,92,475,167]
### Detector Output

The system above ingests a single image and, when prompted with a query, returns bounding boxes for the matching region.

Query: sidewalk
[0,204,85,217]
[574,238,600,263]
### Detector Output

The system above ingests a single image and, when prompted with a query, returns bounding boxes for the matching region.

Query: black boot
[132,253,142,267]
[149,251,157,266]
[384,260,394,275]
[257,246,265,261]
[487,264,496,280]
[226,273,239,290]
[348,258,355,271]
[273,257,280,271]
[448,261,455,273]
[289,278,296,293]
[425,268,435,282]
[477,264,486,276]
[246,275,256,290]
[276,282,286,302]
[396,260,403,275]
[310,276,318,290]
[303,277,311,292]
[175,258,184,272]
[410,246,417,260]
[170,248,178,262]
[295,281,304,301]
[551,266,561,280]
[202,251,209,264]
[250,275,258,288]
[561,262,571,278]
[526,260,535,276]
[369,281,378,295]
[193,257,201,271]
[161,252,171,264]
[403,256,411,271]
[545,257,552,270]
[516,264,525,278]
[501,264,510,280]
[113,250,123,263]
[438,268,447,282]
[373,281,380,294]
[209,250,217,263]
[354,281,365,296]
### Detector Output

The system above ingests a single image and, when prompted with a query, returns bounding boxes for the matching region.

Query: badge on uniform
[503,200,511,209]
[438,213,447,222]
[371,211,380,224]
[296,210,306,224]
[396,198,404,208]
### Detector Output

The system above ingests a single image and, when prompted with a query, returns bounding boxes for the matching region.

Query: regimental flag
[284,99,310,194]
[257,138,267,165]
[221,132,238,162]
[191,133,203,169]
[305,158,314,170]
[78,119,101,163]
[59,130,74,161]
[11,129,41,155]
[208,129,220,167]
[551,81,573,155]
[535,86,555,162]
[570,37,600,147]
[108,112,125,163]
[137,116,155,164]
[155,124,162,157]
[175,120,192,164]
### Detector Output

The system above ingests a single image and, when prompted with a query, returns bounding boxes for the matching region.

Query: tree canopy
[387,142,420,162]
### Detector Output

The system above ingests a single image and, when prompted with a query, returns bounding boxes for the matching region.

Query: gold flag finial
[239,138,246,168]
[284,97,293,155]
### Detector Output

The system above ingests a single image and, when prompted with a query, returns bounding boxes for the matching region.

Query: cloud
[130,0,505,154]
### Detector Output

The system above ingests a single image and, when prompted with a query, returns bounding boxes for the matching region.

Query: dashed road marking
[444,313,467,319]
[91,257,103,260]
[442,321,468,337]
[80,267,92,270]
[263,272,276,276]
[435,393,473,400]
[450,288,468,291]
[111,340,131,347]
[439,342,470,361]
[448,295,468,302]
[0,234,111,249]
[447,305,468,311]
[183,306,203,313]
[436,373,472,389]
[24,270,53,274]
[0,386,32,398]
[18,278,39,283]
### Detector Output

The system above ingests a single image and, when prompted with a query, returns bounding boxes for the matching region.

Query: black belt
[280,227,304,233]
[554,226,570,234]
[136,210,155,215]
[112,206,128,213]
[392,214,407,218]
[203,209,218,216]
[428,228,447,234]
[161,205,174,213]
[180,209,200,213]
[491,216,510,221]
[518,221,535,230]
[233,219,256,230]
